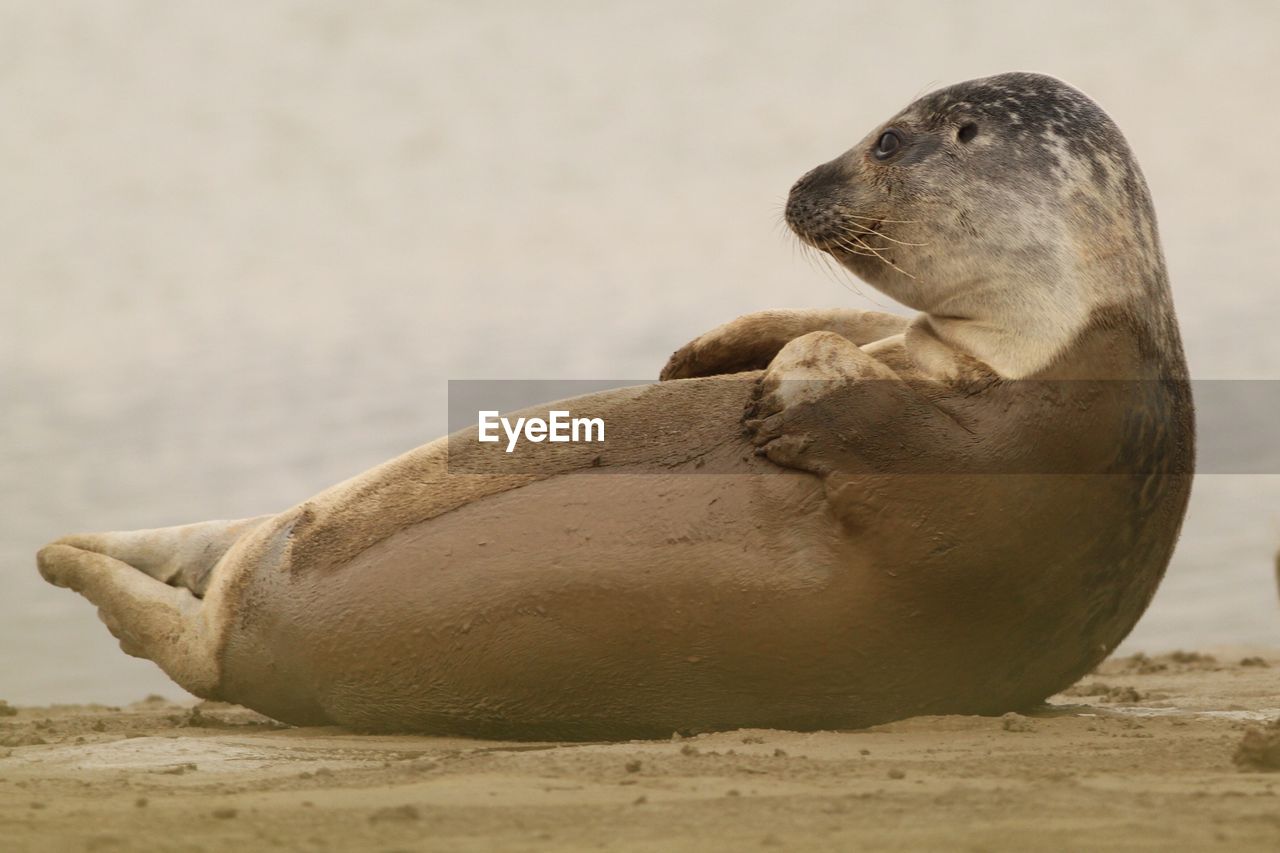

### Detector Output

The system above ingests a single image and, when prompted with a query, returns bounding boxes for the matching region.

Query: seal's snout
[785,161,850,250]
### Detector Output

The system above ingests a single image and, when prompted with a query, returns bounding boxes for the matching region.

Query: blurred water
[2,1,1278,705]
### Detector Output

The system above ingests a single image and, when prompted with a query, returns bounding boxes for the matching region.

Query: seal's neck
[912,223,1178,379]
[917,271,1093,380]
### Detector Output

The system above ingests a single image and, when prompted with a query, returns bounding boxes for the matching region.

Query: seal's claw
[744,415,782,447]
[659,344,697,381]
[743,379,766,419]
[759,434,814,468]
[743,377,803,453]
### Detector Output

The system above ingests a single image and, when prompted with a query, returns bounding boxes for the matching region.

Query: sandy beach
[3,651,1277,852]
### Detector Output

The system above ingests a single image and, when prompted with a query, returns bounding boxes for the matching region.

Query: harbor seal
[38,72,1193,739]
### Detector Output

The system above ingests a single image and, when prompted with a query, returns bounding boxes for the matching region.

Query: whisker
[846,226,928,248]
[834,231,895,254]
[819,242,896,307]
[796,237,870,299]
[818,250,872,300]
[795,237,845,288]
[849,232,919,281]
[841,237,895,253]
[839,213,920,225]
[830,235,878,257]
[826,232,876,255]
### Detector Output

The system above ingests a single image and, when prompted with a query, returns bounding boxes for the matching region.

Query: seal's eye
[957,123,978,143]
[873,130,902,160]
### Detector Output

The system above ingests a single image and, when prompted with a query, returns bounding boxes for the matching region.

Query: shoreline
[3,650,1279,852]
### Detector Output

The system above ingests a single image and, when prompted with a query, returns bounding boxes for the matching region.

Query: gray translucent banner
[445,379,1273,475]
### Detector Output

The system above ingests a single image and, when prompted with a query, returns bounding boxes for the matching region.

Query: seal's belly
[219,467,892,737]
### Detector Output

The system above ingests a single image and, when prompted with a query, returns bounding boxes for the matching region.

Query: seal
[38,73,1193,739]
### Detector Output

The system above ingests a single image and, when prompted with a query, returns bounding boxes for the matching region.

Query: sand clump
[1001,712,1035,732]
[1234,719,1280,772]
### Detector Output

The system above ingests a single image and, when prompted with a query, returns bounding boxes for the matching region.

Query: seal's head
[786,72,1179,377]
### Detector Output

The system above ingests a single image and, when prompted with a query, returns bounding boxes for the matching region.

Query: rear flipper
[44,516,270,597]
[36,516,270,697]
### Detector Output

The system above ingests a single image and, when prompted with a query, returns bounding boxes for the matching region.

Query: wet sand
[3,651,1278,852]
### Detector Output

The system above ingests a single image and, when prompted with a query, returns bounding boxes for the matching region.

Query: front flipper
[660,308,908,380]
[743,331,975,477]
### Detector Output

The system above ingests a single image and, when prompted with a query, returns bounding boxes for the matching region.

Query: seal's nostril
[785,159,853,247]
[785,187,834,241]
